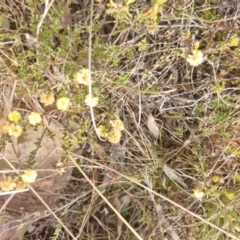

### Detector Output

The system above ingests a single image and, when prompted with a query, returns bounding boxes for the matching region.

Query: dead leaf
[112,196,123,240]
[163,164,188,189]
[147,114,159,138]
[24,33,37,48]
[120,195,131,212]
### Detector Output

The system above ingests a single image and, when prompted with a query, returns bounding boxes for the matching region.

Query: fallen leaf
[112,196,123,240]
[163,164,188,189]
[147,114,159,138]
[24,33,37,48]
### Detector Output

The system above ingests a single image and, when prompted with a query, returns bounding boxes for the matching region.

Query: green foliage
[50,224,62,240]
[1,0,240,239]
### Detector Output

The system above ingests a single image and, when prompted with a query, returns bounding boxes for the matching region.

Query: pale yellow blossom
[40,91,55,106]
[96,125,108,138]
[193,41,200,50]
[223,190,234,200]
[0,119,10,134]
[110,119,124,132]
[193,189,204,201]
[186,50,204,66]
[212,175,224,183]
[85,94,99,107]
[8,124,22,137]
[8,110,21,122]
[0,176,16,192]
[15,181,27,190]
[21,170,38,184]
[74,68,91,86]
[56,97,71,111]
[107,130,122,144]
[56,162,65,175]
[228,35,239,47]
[28,112,42,125]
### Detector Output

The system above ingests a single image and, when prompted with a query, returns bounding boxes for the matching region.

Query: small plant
[1,0,240,239]
[186,50,204,66]
[56,97,71,111]
[97,118,124,143]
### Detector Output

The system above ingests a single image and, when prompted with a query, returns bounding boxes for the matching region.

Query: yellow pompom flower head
[96,125,108,138]
[97,118,124,144]
[107,130,122,144]
[85,94,99,107]
[28,112,42,125]
[0,118,10,134]
[8,110,21,122]
[228,35,239,47]
[110,119,124,132]
[40,91,55,106]
[212,175,224,184]
[186,50,204,66]
[21,170,38,184]
[193,188,204,201]
[74,68,91,86]
[15,181,27,190]
[8,124,22,138]
[56,97,71,111]
[0,176,16,192]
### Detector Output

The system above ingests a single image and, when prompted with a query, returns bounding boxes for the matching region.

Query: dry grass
[0,0,240,239]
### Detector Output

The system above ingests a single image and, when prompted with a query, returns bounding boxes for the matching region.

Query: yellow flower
[212,175,224,183]
[40,91,55,106]
[214,82,225,94]
[28,112,42,125]
[8,124,22,137]
[56,97,71,111]
[186,50,204,66]
[96,125,108,138]
[8,110,21,122]
[0,176,16,192]
[110,119,124,132]
[228,35,239,47]
[223,190,234,200]
[85,94,99,107]
[107,130,122,144]
[194,41,200,50]
[56,162,65,176]
[193,189,204,201]
[74,68,91,86]
[0,119,10,134]
[21,170,38,184]
[15,181,27,190]
[184,31,191,40]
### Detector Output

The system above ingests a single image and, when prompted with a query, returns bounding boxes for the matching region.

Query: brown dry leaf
[111,195,131,240]
[147,114,159,138]
[163,164,188,189]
